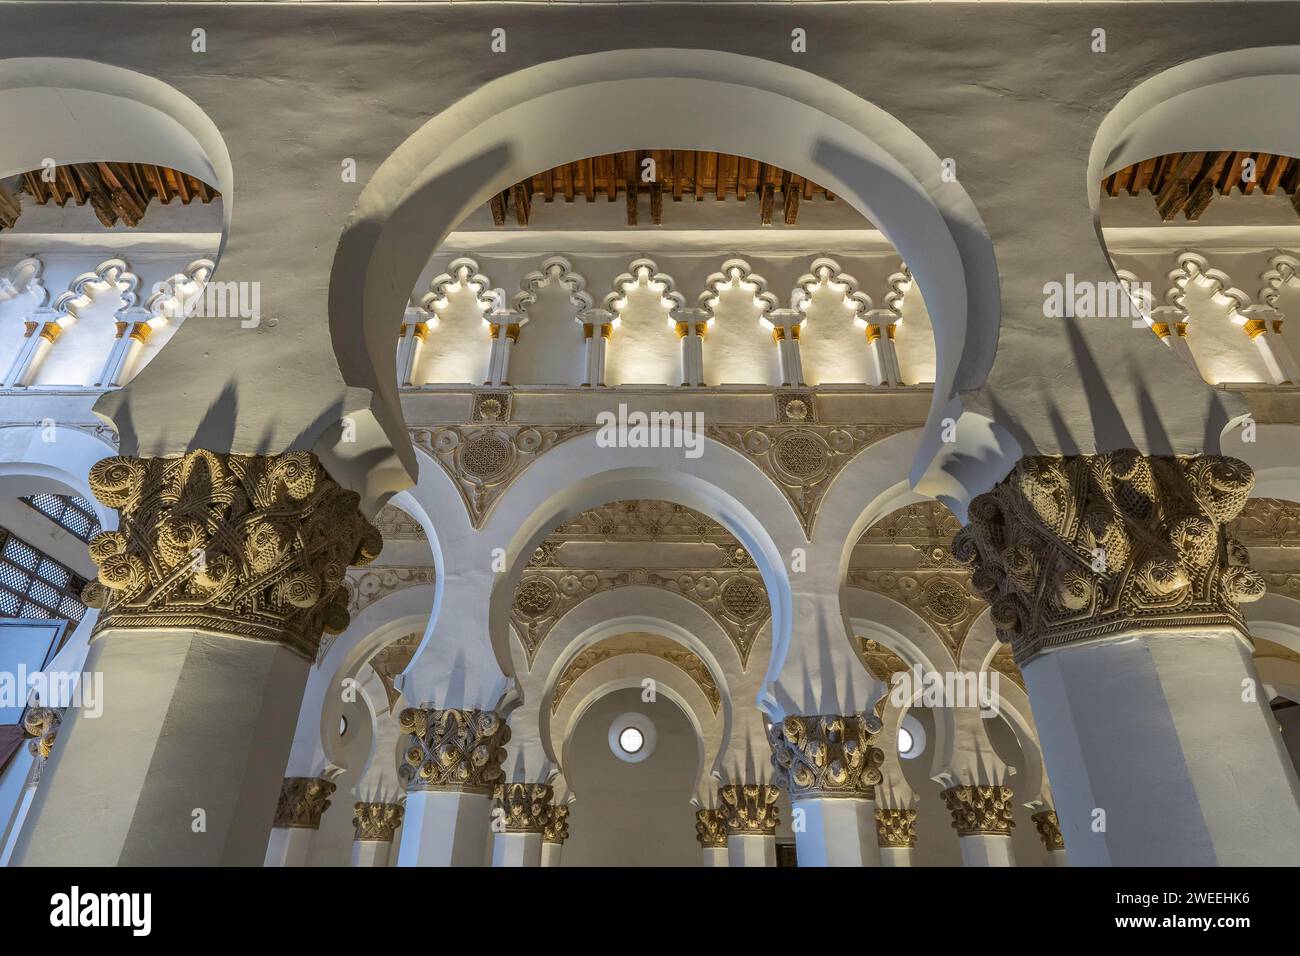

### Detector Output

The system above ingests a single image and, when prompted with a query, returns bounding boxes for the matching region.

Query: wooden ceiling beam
[0,184,20,229]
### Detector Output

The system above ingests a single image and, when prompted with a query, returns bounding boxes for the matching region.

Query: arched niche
[330,48,1000,492]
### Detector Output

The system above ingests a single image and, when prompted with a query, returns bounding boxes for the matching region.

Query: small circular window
[608,712,656,763]
[339,715,348,737]
[898,713,926,760]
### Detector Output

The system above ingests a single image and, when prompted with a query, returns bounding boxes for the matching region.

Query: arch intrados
[331,48,998,487]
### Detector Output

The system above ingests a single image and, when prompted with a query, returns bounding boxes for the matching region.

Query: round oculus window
[618,726,645,754]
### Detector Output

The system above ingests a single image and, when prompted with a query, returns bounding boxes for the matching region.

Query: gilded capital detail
[22,706,61,760]
[398,707,510,794]
[953,452,1265,664]
[875,807,918,848]
[940,784,1015,837]
[695,808,728,848]
[82,450,382,659]
[274,777,336,829]
[352,802,404,842]
[1032,809,1065,851]
[493,782,554,833]
[543,804,570,845]
[719,784,781,835]
[768,713,885,799]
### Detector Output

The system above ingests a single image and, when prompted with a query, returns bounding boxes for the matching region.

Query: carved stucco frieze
[81,451,381,660]
[316,569,434,663]
[695,808,728,848]
[953,453,1265,665]
[848,568,984,657]
[543,804,571,845]
[706,423,911,536]
[515,566,768,668]
[493,782,554,833]
[875,807,918,848]
[353,801,404,841]
[398,707,510,794]
[372,504,427,541]
[940,784,1015,837]
[366,632,422,710]
[857,637,911,719]
[1032,809,1065,851]
[551,634,720,715]
[274,777,336,829]
[1230,497,1300,546]
[718,784,781,835]
[768,713,885,799]
[410,424,595,528]
[987,645,1026,691]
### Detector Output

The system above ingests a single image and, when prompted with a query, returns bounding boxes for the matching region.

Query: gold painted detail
[551,633,720,714]
[719,784,781,835]
[875,807,918,848]
[82,451,381,659]
[849,568,984,657]
[411,424,595,528]
[768,713,885,799]
[1032,809,1065,851]
[492,782,553,833]
[707,424,910,536]
[275,777,336,829]
[775,391,816,423]
[940,784,1015,837]
[22,706,61,760]
[38,321,62,344]
[517,567,767,669]
[353,801,404,841]
[398,707,509,794]
[988,645,1026,691]
[1230,497,1300,546]
[953,453,1264,665]
[372,504,428,541]
[367,632,422,709]
[543,804,571,845]
[344,566,436,616]
[695,808,728,848]
[858,637,911,719]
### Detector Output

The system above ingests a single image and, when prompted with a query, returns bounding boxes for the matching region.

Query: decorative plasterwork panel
[604,257,686,314]
[700,258,778,316]
[410,424,596,528]
[848,568,984,658]
[550,633,720,715]
[368,632,422,710]
[514,255,593,314]
[1260,572,1300,602]
[514,566,769,669]
[707,423,911,537]
[1230,498,1300,547]
[988,645,1026,691]
[860,501,962,543]
[319,567,435,663]
[792,257,871,316]
[856,637,911,718]
[372,505,427,541]
[545,499,734,545]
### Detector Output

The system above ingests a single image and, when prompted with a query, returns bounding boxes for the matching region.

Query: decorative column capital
[940,784,1015,837]
[768,713,885,799]
[543,804,571,845]
[274,777,336,829]
[22,706,62,760]
[694,808,728,848]
[81,450,382,659]
[397,707,510,794]
[875,807,918,848]
[719,784,781,835]
[352,801,404,842]
[1031,809,1065,851]
[953,452,1264,664]
[492,782,554,833]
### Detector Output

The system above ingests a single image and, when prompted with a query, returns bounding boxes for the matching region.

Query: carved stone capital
[492,782,554,833]
[940,784,1015,837]
[543,804,570,845]
[719,784,781,835]
[352,801,404,842]
[695,808,728,848]
[953,452,1264,664]
[1032,809,1065,851]
[875,807,917,848]
[768,713,885,799]
[397,707,510,794]
[22,706,61,760]
[274,777,336,829]
[82,450,381,659]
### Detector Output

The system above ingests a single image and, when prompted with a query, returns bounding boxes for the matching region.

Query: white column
[6,308,60,386]
[265,824,318,867]
[958,831,1016,866]
[397,790,492,866]
[879,846,913,867]
[701,846,728,867]
[541,840,564,867]
[1242,305,1300,384]
[489,782,552,867]
[492,831,543,867]
[96,318,133,387]
[672,308,708,386]
[791,796,879,866]
[1024,627,1300,866]
[580,308,614,387]
[2,316,44,386]
[862,309,902,386]
[939,784,1017,867]
[351,839,391,867]
[727,832,776,867]
[112,308,157,386]
[350,800,403,867]
[766,308,806,386]
[485,312,524,386]
[1148,304,1201,374]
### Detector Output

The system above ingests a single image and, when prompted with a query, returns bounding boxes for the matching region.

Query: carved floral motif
[492,782,554,833]
[353,801,404,841]
[940,784,1015,836]
[398,707,510,794]
[875,807,918,848]
[695,808,728,848]
[274,777,336,829]
[768,714,885,798]
[719,784,781,835]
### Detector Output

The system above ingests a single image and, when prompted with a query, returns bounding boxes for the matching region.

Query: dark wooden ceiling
[491,150,834,227]
[1102,150,1300,221]
[0,162,220,232]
